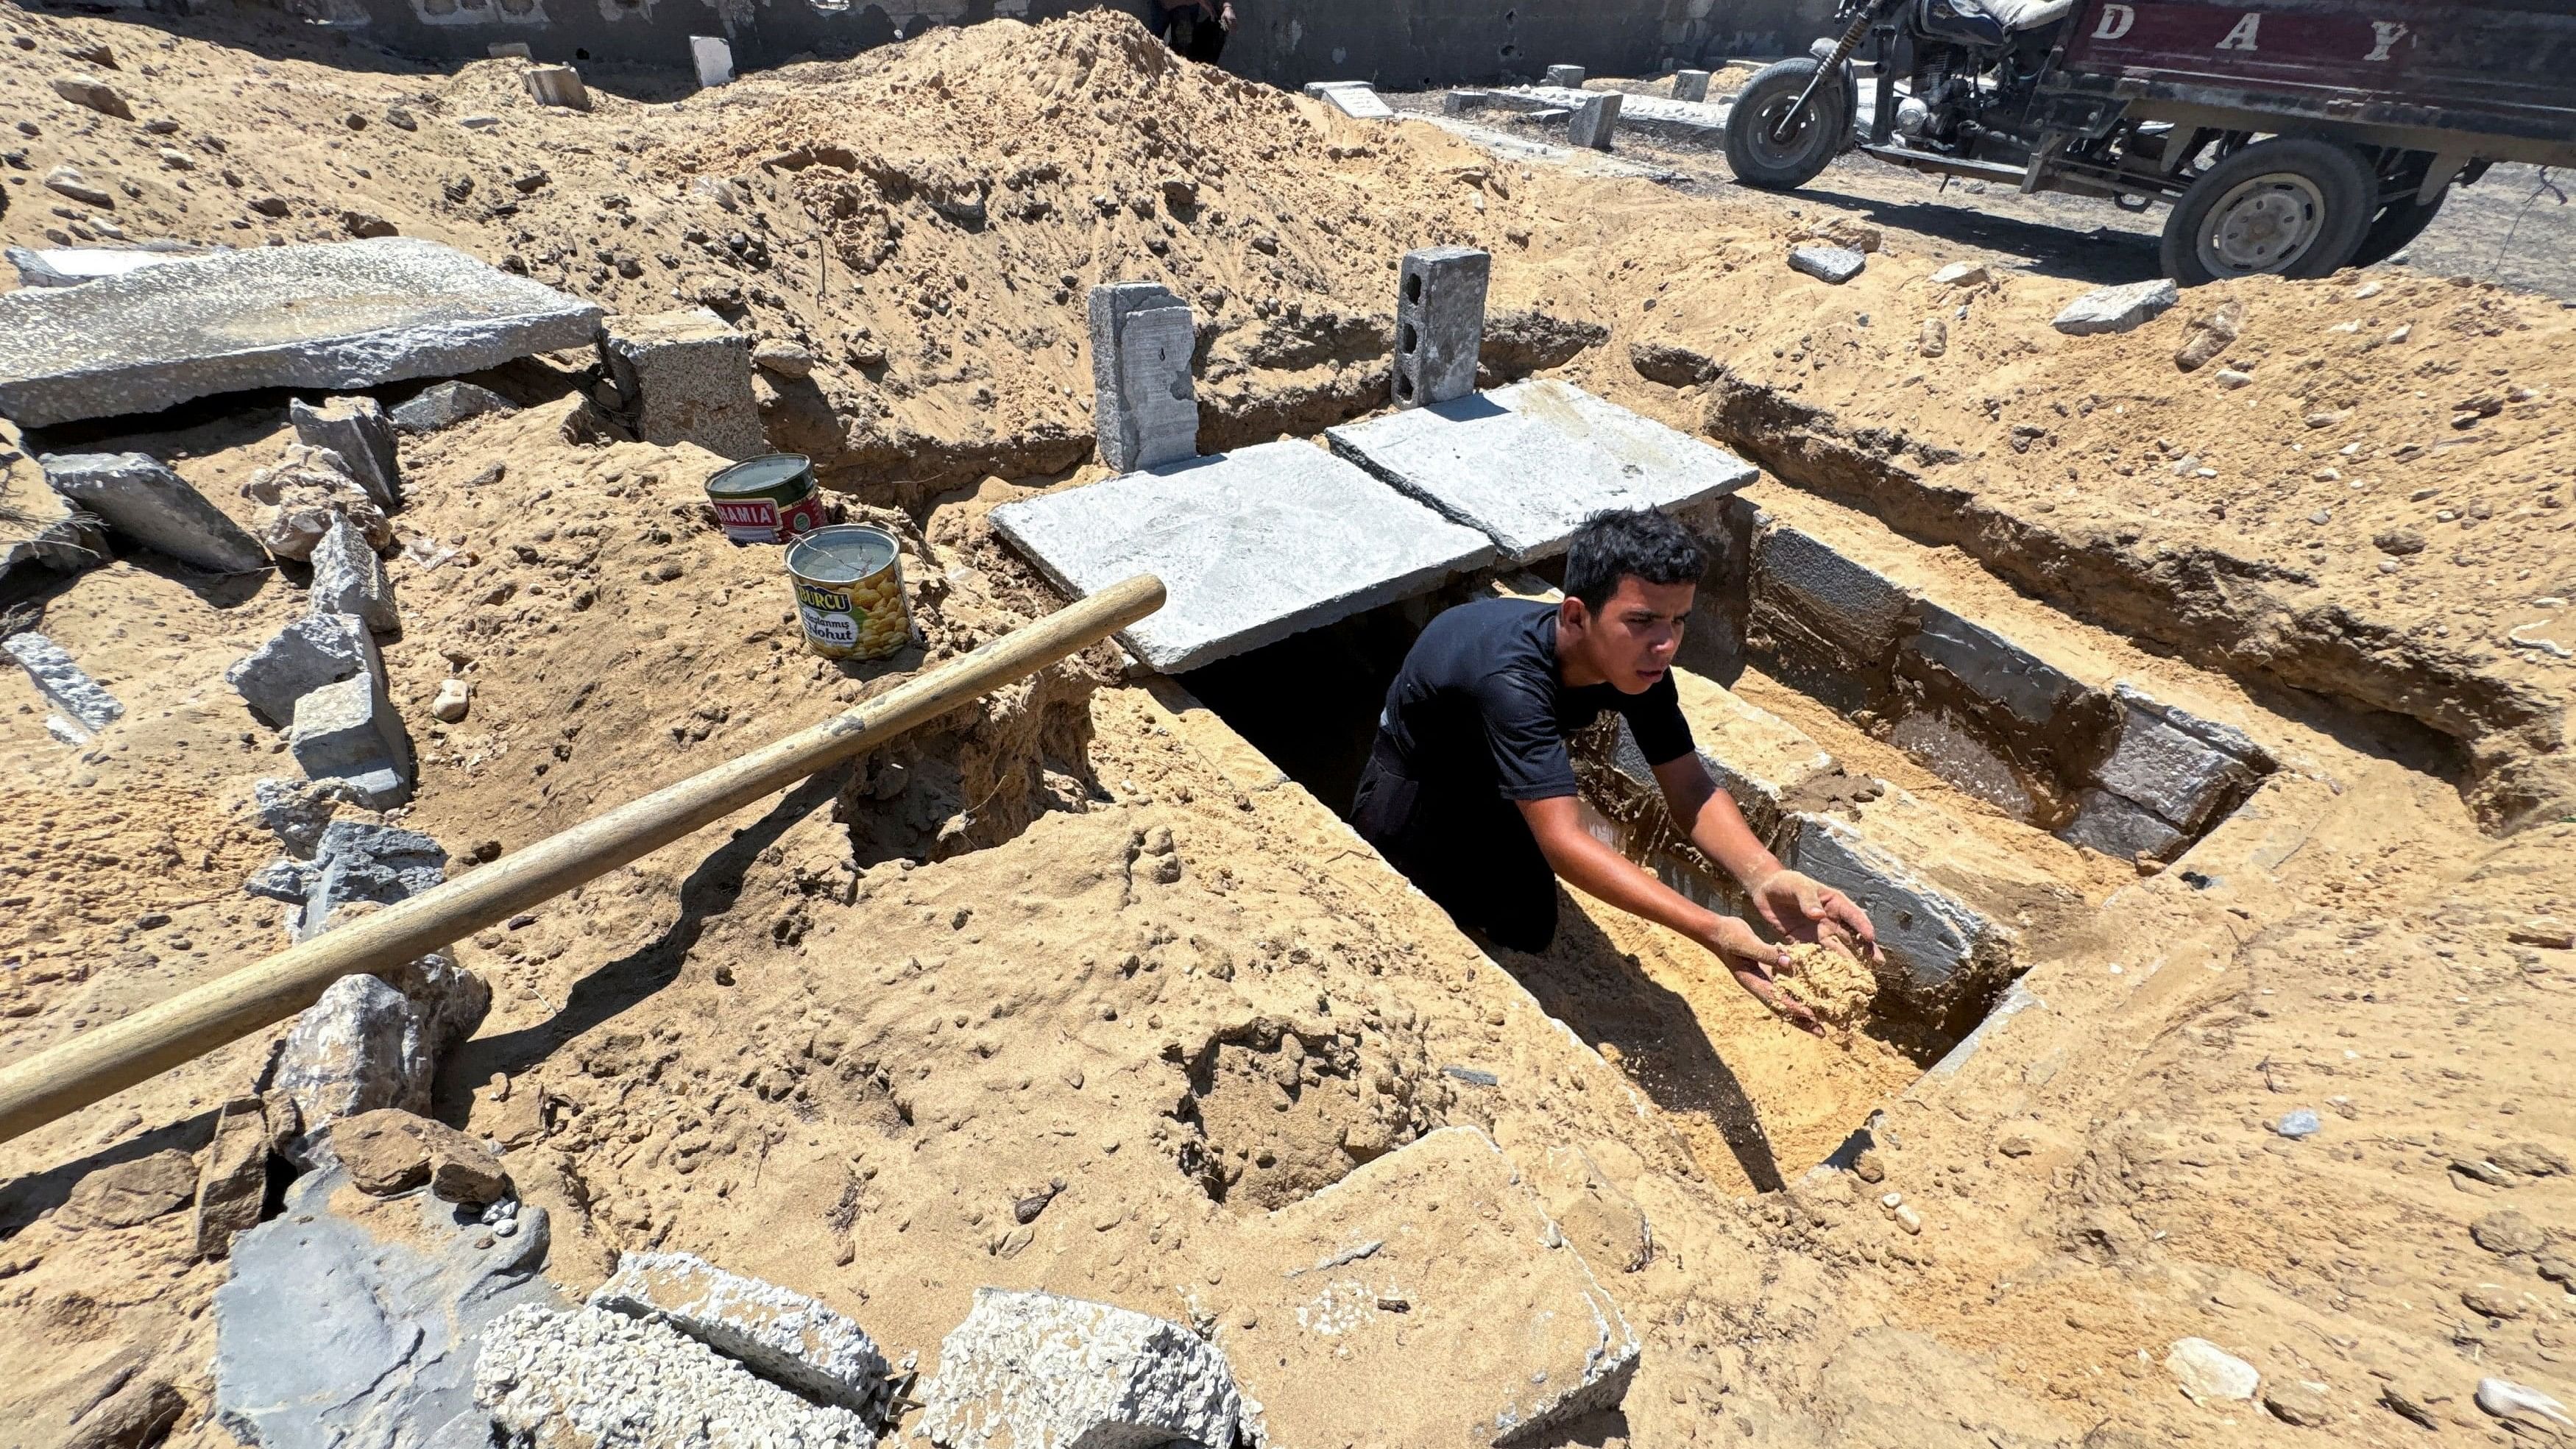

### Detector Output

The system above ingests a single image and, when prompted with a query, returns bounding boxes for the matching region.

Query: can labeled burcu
[786,525,912,660]
[706,453,827,546]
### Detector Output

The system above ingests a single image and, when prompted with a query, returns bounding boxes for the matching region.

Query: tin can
[785,525,911,660]
[706,453,828,545]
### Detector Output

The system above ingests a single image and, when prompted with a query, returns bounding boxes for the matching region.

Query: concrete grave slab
[7,244,208,288]
[1304,80,1394,119]
[1752,524,1911,665]
[0,238,601,428]
[991,441,1495,674]
[1326,379,1758,562]
[1487,85,1728,146]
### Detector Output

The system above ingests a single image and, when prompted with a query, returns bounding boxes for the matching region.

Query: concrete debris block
[1781,812,1998,994]
[0,466,107,583]
[524,63,590,110]
[2052,277,2180,336]
[1087,282,1199,473]
[0,239,604,428]
[591,1252,891,1413]
[690,34,735,88]
[1304,80,1394,119]
[7,245,202,288]
[309,513,400,634]
[288,673,416,808]
[1224,1126,1641,1446]
[1904,602,2084,729]
[597,308,767,460]
[1752,525,1912,666]
[63,1378,185,1449]
[1788,245,1866,285]
[1326,378,1755,563]
[4,631,123,734]
[1929,261,1990,288]
[193,1096,276,1260]
[2172,301,2243,372]
[43,166,115,210]
[294,818,453,939]
[479,1304,877,1449]
[1918,317,1948,358]
[2165,1338,2260,1404]
[268,974,428,1131]
[50,74,134,119]
[40,451,270,573]
[247,776,366,857]
[57,1149,199,1231]
[229,612,383,728]
[1672,68,1712,102]
[1443,89,1495,115]
[2056,787,2189,863]
[1393,245,1490,409]
[216,1167,560,1449]
[335,1108,513,1205]
[991,439,1495,673]
[240,443,393,561]
[1568,91,1621,150]
[1544,64,1586,88]
[2091,703,2256,834]
[289,395,402,509]
[919,1288,1239,1449]
[389,380,518,435]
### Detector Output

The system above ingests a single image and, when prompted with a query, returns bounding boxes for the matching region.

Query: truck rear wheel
[1723,58,1848,191]
[2160,137,2376,286]
[2352,188,2446,268]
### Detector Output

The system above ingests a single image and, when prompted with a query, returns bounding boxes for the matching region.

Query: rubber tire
[2159,136,2377,286]
[1724,57,1850,191]
[2351,187,2446,269]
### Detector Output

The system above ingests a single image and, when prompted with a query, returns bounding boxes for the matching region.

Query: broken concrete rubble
[0,467,107,582]
[391,380,519,434]
[1789,245,1866,286]
[596,308,767,459]
[919,1287,1241,1449]
[261,933,490,1144]
[289,395,403,509]
[308,512,400,634]
[1087,281,1199,472]
[288,673,416,807]
[523,63,590,110]
[1752,523,1912,666]
[40,452,270,574]
[0,238,602,428]
[4,631,124,736]
[477,1303,879,1449]
[228,612,384,728]
[2052,277,2180,336]
[591,1251,891,1414]
[244,818,451,940]
[240,444,393,562]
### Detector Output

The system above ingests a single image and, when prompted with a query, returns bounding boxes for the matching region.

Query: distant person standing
[1153,0,1235,66]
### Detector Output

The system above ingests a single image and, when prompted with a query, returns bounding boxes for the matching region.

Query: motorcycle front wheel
[1723,57,1849,190]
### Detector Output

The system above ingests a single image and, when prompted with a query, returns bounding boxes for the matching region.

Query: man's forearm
[1660,766,1782,891]
[1532,812,1722,945]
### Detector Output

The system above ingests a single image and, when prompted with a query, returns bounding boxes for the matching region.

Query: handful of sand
[1774,940,1877,1028]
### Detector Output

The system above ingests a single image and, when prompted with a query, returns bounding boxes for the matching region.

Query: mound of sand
[1775,940,1878,1028]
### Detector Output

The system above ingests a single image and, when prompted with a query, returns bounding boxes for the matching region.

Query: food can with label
[705,453,828,545]
[785,525,910,660]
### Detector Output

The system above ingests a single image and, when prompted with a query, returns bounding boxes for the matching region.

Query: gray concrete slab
[1567,92,1621,150]
[1325,379,1758,562]
[0,238,601,428]
[990,441,1495,674]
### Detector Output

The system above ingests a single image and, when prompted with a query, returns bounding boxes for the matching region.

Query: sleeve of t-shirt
[1621,673,1696,768]
[1474,668,1580,801]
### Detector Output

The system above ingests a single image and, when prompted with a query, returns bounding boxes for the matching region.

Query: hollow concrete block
[1086,282,1198,473]
[41,452,270,574]
[289,396,402,510]
[1393,245,1489,409]
[228,612,383,728]
[1568,91,1622,150]
[598,308,767,461]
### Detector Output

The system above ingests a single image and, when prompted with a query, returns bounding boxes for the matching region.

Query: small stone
[229,613,382,728]
[57,1150,198,1230]
[431,679,470,723]
[390,381,516,434]
[2461,1285,2525,1319]
[2165,1338,2260,1404]
[2306,509,2331,526]
[2374,528,2427,556]
[289,396,401,509]
[1917,318,1947,358]
[1853,1149,1885,1183]
[2053,278,2180,336]
[1995,1132,2036,1158]
[2214,369,2254,389]
[1892,1203,1923,1235]
[50,74,134,120]
[333,1108,512,1205]
[2173,302,2243,372]
[752,339,814,378]
[2508,917,2575,949]
[1788,245,1866,286]
[1929,261,1989,288]
[2262,1384,2332,1428]
[2477,1378,2572,1434]
[2471,1209,2547,1255]
[193,1097,275,1260]
[2493,1141,2570,1176]
[341,212,398,240]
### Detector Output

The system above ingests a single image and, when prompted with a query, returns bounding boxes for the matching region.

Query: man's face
[1562,575,1694,692]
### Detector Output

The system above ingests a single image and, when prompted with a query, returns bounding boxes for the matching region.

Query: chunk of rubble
[309,513,399,634]
[1788,245,1866,285]
[241,444,391,563]
[477,1305,878,1449]
[3,631,123,736]
[591,1252,891,1413]
[1217,1125,1638,1446]
[334,1108,512,1205]
[250,776,367,856]
[391,380,517,434]
[2052,277,2179,336]
[192,1096,278,1261]
[919,1288,1241,1449]
[229,612,383,727]
[56,1149,198,1231]
[289,673,415,807]
[0,468,106,582]
[215,1167,560,1449]
[245,818,450,938]
[0,238,601,428]
[49,74,133,120]
[289,395,402,509]
[596,309,765,458]
[263,943,488,1143]
[40,452,270,574]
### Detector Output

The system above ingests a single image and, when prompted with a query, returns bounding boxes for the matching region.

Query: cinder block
[1086,283,1198,473]
[1904,602,2084,729]
[1672,68,1712,102]
[288,673,414,808]
[1545,64,1586,88]
[1568,92,1621,150]
[289,397,401,510]
[598,308,767,461]
[523,64,589,110]
[688,35,732,88]
[228,613,383,727]
[1392,245,1489,409]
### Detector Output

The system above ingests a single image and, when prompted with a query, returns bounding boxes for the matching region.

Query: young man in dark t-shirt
[1351,508,1880,1034]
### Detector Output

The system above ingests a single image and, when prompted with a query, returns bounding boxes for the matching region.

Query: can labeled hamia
[706,453,827,545]
[785,525,911,660]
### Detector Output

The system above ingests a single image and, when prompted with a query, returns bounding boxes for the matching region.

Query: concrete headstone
[1087,283,1199,473]
[1568,91,1622,150]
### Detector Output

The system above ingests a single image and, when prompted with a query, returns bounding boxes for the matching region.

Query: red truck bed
[2052,1,2576,163]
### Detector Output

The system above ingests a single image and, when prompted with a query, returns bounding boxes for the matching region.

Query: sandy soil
[1,10,2572,1449]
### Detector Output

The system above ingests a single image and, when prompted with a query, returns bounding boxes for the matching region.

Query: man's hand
[1749,868,1883,966]
[1699,916,1823,1036]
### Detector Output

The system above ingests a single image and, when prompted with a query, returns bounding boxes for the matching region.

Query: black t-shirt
[1377,598,1694,801]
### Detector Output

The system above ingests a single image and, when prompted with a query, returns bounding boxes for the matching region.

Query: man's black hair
[1563,507,1707,613]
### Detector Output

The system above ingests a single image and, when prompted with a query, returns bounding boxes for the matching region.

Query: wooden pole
[0,573,1164,1145]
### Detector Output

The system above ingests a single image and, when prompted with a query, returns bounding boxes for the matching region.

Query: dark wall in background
[286,0,1833,87]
